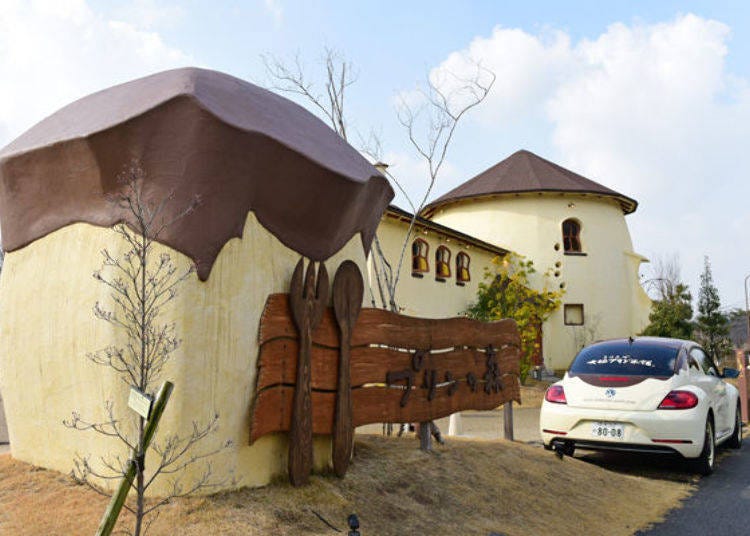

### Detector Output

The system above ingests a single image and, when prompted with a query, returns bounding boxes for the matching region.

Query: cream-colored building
[370,206,507,318]
[417,150,651,372]
[0,68,393,493]
[0,67,651,493]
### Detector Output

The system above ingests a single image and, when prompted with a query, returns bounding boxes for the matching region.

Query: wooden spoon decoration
[332,261,364,477]
[288,258,328,486]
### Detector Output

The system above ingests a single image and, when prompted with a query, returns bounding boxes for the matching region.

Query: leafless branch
[385,61,495,311]
[642,254,683,300]
[262,50,494,446]
[67,161,229,535]
[263,48,357,139]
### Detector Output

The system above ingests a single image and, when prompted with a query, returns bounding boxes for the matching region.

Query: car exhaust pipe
[551,439,575,459]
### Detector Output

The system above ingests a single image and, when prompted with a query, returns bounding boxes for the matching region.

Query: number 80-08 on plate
[591,421,624,440]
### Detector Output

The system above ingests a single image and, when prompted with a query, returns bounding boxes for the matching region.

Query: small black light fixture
[348,513,360,536]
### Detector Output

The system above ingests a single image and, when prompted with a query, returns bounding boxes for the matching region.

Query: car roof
[586,336,696,351]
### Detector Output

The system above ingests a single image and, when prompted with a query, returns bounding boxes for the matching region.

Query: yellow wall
[369,217,500,318]
[429,194,651,370]
[0,213,367,494]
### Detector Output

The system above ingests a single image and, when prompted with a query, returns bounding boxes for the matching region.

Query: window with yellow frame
[412,238,429,274]
[456,251,471,284]
[435,245,451,280]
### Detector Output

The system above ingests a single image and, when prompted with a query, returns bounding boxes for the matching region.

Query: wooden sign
[249,291,521,448]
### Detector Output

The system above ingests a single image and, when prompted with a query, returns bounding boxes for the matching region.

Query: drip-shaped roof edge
[0,67,394,280]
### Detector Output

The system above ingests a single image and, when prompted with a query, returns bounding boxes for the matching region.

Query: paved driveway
[436,406,541,443]
[636,440,750,535]
[356,404,542,444]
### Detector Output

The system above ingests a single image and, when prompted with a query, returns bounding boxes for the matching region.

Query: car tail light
[658,390,699,410]
[545,385,567,404]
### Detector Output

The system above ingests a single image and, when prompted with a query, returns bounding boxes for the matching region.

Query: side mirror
[722,367,740,379]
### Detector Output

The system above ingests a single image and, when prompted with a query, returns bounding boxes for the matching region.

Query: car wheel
[693,416,715,476]
[728,403,743,449]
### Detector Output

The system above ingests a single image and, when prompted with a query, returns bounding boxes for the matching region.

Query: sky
[0,0,749,310]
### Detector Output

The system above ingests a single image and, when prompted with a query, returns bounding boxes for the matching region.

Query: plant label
[128,387,153,420]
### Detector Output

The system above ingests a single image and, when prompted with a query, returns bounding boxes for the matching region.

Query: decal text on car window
[585,355,654,367]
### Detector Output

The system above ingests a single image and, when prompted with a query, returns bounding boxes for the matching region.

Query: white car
[540,337,742,474]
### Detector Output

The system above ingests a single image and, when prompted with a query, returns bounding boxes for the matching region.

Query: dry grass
[0,435,692,536]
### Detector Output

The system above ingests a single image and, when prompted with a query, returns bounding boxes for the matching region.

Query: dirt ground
[0,433,692,536]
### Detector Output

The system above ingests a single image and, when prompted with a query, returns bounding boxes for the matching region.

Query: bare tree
[642,254,684,301]
[264,49,495,314]
[264,51,495,446]
[64,162,230,536]
[374,63,495,313]
[262,48,356,140]
[640,253,694,341]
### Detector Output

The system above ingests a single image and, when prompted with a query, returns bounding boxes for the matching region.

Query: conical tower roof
[422,149,637,217]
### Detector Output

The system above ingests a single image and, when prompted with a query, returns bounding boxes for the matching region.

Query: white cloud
[547,15,735,199]
[434,26,574,124]
[0,0,192,146]
[110,0,186,29]
[431,14,750,308]
[263,0,283,27]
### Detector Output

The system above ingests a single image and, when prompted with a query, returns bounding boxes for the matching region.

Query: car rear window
[569,341,679,377]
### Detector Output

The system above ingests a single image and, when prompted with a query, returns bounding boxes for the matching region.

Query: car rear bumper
[540,401,705,458]
[549,437,682,456]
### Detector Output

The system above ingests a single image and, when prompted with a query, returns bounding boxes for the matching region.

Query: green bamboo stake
[96,381,174,536]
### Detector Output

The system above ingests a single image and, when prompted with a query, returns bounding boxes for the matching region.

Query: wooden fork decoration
[288,258,328,486]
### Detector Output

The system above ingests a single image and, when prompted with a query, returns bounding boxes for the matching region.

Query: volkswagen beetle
[539,337,742,474]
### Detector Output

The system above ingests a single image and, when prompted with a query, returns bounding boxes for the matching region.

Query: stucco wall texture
[430,193,651,370]
[0,213,368,494]
[372,217,500,319]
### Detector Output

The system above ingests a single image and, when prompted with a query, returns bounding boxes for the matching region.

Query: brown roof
[0,67,393,280]
[385,205,508,256]
[422,149,637,216]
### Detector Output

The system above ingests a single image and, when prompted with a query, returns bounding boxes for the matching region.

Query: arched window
[456,252,471,284]
[435,246,451,280]
[562,219,582,253]
[412,238,429,274]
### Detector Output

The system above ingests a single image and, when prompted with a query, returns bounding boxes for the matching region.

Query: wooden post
[738,349,748,423]
[418,422,432,451]
[96,381,174,536]
[503,402,514,441]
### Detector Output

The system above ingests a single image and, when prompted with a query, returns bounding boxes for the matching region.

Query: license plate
[591,422,625,440]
